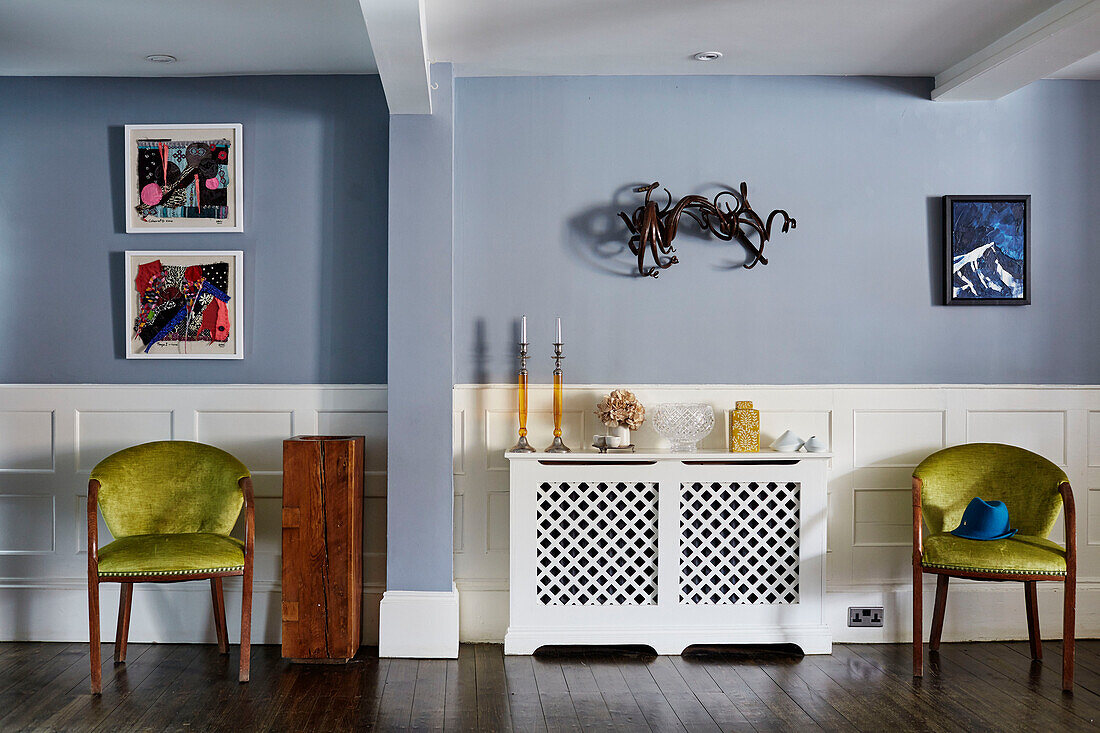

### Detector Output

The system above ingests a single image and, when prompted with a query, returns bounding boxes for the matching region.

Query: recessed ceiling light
[693,51,723,62]
[145,54,177,64]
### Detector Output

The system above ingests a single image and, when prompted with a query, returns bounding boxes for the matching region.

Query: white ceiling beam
[358,0,432,114]
[933,0,1100,101]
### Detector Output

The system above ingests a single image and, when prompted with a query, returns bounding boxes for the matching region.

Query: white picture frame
[124,123,244,233]
[124,250,245,359]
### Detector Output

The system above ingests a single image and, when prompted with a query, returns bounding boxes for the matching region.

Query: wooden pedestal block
[281,435,364,662]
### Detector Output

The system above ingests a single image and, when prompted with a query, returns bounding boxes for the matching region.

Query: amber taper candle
[545,333,570,453]
[509,320,535,453]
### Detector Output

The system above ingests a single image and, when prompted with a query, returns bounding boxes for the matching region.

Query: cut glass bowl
[652,403,715,452]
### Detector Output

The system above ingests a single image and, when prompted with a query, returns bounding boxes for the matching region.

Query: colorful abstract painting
[944,196,1030,306]
[125,125,243,232]
[125,251,244,359]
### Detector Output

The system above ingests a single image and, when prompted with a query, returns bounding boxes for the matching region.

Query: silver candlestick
[545,341,571,453]
[509,341,536,453]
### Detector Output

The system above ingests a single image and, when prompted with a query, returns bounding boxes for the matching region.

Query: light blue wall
[454,76,1100,385]
[386,64,455,593]
[0,75,388,383]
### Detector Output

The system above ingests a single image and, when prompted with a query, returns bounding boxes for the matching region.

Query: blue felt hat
[950,497,1018,541]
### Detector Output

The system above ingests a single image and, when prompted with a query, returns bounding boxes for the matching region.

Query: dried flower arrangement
[595,389,646,429]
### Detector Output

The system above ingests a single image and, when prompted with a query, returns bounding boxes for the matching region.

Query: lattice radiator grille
[680,481,800,605]
[535,481,659,606]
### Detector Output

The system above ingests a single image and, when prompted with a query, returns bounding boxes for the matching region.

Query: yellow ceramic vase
[729,400,760,452]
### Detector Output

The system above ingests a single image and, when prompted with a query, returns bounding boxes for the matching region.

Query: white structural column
[933,0,1100,101]
[358,0,432,113]
[379,63,458,658]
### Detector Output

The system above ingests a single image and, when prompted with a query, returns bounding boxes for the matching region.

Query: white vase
[607,424,631,447]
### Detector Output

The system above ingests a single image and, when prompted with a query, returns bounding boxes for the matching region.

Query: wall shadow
[927,196,943,306]
[109,251,127,358]
[565,182,651,278]
[315,77,390,384]
[108,126,127,234]
[472,318,489,385]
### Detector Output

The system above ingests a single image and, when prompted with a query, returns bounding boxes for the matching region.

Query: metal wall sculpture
[618,182,796,278]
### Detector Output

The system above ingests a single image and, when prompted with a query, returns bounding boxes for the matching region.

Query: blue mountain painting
[951,201,1025,299]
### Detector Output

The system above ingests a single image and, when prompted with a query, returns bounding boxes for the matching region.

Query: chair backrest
[913,443,1067,538]
[90,441,249,538]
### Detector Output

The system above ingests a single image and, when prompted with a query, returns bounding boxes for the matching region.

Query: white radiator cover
[505,452,831,654]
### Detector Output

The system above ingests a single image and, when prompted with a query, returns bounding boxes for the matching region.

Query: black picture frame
[943,195,1030,306]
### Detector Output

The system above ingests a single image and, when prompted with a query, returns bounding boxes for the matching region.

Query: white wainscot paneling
[75,410,173,472]
[485,408,584,471]
[248,496,284,582]
[453,410,465,475]
[3,383,1098,646]
[853,488,910,546]
[0,495,55,553]
[453,494,465,553]
[757,411,832,451]
[317,410,387,473]
[1089,489,1100,547]
[195,410,294,472]
[0,384,385,644]
[453,384,1100,644]
[364,496,387,587]
[486,491,509,552]
[1089,411,1100,467]
[854,411,945,468]
[0,411,54,472]
[966,410,1067,466]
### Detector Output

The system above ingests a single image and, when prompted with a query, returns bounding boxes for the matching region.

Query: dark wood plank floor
[0,641,1097,731]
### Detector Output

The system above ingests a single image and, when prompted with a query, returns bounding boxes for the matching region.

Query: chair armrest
[912,476,923,566]
[1060,481,1076,573]
[240,477,255,562]
[87,479,100,571]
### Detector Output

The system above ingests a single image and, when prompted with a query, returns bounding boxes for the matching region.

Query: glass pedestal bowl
[651,403,715,452]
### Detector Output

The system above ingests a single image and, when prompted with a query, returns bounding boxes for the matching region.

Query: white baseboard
[824,580,1097,644]
[379,584,460,658]
[0,579,385,646]
[458,582,1100,645]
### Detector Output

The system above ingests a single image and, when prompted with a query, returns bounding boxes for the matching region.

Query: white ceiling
[425,0,1071,78]
[1,0,1097,82]
[0,0,376,76]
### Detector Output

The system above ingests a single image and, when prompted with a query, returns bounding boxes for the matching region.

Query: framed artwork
[125,250,244,359]
[124,124,243,233]
[944,195,1030,306]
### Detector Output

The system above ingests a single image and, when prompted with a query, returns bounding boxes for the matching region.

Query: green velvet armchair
[912,443,1075,692]
[87,441,254,694]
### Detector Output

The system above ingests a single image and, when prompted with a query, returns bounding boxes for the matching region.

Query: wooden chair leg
[114,583,133,663]
[88,577,101,694]
[1024,581,1042,660]
[211,578,229,654]
[239,570,253,682]
[913,565,923,676]
[929,575,949,651]
[1063,576,1075,692]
